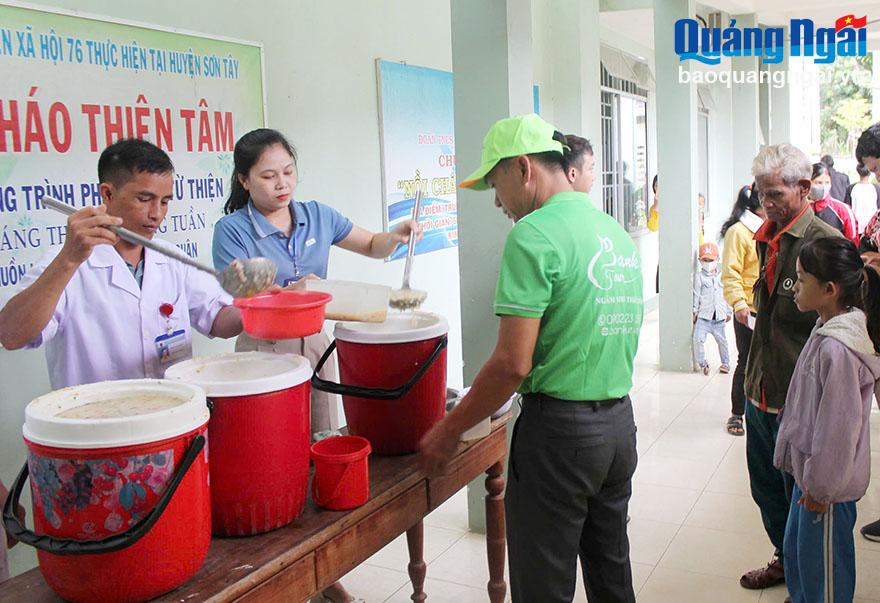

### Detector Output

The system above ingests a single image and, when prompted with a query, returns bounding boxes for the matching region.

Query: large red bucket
[312,312,448,455]
[2,380,210,603]
[165,352,312,536]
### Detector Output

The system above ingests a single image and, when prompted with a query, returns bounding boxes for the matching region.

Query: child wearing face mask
[693,242,732,375]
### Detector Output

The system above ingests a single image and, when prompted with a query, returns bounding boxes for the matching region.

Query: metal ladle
[389,188,427,310]
[42,196,277,298]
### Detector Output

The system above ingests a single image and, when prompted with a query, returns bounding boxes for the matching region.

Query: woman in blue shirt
[213,129,418,603]
[213,127,420,422]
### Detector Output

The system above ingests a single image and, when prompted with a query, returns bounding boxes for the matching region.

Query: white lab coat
[12,240,231,389]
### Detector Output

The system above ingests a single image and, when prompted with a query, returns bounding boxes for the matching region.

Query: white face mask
[809,184,827,201]
[701,260,718,272]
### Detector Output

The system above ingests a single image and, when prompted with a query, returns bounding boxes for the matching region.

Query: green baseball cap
[459,113,566,191]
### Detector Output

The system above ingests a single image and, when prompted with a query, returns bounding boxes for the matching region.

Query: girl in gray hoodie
[774,237,880,603]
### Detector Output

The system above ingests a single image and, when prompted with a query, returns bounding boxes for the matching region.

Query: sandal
[726,415,744,436]
[740,557,785,589]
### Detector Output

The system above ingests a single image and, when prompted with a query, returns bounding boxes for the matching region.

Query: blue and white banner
[376,59,457,260]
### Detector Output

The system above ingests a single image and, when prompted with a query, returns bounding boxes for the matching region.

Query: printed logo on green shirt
[587,235,641,291]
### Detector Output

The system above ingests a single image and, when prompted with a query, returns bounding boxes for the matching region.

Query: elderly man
[740,144,842,592]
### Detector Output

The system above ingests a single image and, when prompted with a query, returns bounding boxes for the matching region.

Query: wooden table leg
[406,520,427,602]
[485,460,507,603]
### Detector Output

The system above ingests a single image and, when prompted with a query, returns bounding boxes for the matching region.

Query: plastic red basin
[234,290,331,340]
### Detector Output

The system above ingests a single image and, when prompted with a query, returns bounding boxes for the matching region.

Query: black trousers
[506,395,638,603]
[731,319,753,417]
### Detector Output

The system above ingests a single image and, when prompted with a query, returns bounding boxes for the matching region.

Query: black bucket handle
[311,335,448,400]
[2,434,205,555]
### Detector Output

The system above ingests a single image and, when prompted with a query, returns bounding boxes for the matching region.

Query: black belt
[522,392,627,411]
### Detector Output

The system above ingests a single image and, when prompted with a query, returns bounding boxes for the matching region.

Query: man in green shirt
[420,114,644,603]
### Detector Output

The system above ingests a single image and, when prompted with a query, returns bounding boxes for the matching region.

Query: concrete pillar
[451,0,534,533]
[550,0,603,208]
[759,64,771,147]
[731,13,761,185]
[654,0,699,371]
[788,56,821,156]
[768,27,791,145]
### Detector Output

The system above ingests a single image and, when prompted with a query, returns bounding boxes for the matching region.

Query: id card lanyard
[159,303,175,334]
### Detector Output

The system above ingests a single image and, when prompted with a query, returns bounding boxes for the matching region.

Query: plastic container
[311,312,448,455]
[449,387,517,419]
[305,279,391,323]
[234,290,332,340]
[2,380,210,603]
[165,352,312,536]
[461,417,491,442]
[310,436,371,510]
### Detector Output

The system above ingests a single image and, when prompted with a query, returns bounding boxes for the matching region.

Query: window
[601,69,649,233]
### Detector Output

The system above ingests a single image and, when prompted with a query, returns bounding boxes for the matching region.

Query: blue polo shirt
[212,200,354,285]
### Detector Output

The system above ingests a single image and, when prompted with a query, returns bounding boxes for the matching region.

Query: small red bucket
[2,380,210,603]
[311,436,371,510]
[311,312,448,455]
[166,352,312,536]
[234,290,331,340]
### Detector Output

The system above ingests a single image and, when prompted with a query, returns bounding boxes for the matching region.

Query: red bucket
[234,290,331,340]
[312,312,448,455]
[165,352,312,536]
[2,380,210,603]
[310,436,371,510]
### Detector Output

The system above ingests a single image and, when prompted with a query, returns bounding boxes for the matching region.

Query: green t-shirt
[494,191,644,400]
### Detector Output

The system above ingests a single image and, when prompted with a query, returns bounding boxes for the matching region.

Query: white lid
[334,311,448,344]
[24,380,208,449]
[164,352,312,397]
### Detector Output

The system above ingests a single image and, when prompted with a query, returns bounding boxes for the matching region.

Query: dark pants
[731,319,753,417]
[745,402,794,560]
[506,395,638,603]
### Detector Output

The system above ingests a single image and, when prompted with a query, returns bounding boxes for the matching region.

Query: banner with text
[0,3,265,295]
[377,59,457,260]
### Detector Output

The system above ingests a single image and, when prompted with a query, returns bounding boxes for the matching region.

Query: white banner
[0,2,266,296]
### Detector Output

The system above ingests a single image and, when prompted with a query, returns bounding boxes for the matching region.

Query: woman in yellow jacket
[720,185,765,436]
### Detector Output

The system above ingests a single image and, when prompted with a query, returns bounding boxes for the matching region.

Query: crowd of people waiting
[702,126,880,603]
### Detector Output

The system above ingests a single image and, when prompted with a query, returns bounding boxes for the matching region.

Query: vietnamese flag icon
[835,14,868,32]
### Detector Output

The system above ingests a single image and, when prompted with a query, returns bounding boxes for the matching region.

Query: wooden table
[0,415,509,602]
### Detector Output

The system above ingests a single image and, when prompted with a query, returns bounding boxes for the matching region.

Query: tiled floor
[340,311,880,602]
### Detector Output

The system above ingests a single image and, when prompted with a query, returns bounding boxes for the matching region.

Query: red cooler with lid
[2,379,210,603]
[312,311,448,455]
[165,352,312,536]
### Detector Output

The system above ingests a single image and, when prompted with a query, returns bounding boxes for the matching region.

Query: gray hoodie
[774,308,880,504]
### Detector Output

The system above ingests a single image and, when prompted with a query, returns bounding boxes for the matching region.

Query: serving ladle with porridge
[42,196,278,299]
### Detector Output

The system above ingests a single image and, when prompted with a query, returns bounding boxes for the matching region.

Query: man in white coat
[0,138,243,388]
